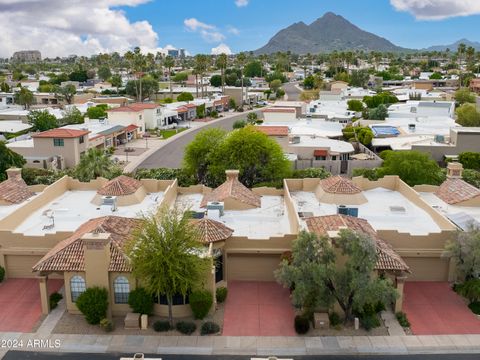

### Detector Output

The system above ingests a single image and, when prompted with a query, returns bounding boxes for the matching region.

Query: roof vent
[207,201,224,216]
[298,211,314,219]
[390,206,406,213]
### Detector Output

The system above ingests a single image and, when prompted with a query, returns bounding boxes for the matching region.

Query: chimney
[225,170,239,181]
[446,162,463,179]
[6,168,22,180]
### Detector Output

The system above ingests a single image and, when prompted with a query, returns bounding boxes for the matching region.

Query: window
[70,276,86,302]
[79,136,84,144]
[113,276,130,304]
[53,138,64,147]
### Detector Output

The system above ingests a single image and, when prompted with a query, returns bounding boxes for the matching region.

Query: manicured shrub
[189,290,213,319]
[200,321,220,335]
[76,287,109,325]
[0,266,4,283]
[216,287,228,303]
[328,312,342,327]
[294,315,310,334]
[128,287,154,315]
[49,292,63,309]
[395,311,410,327]
[176,321,196,335]
[468,301,480,315]
[100,318,114,332]
[153,320,171,332]
[359,313,380,331]
[457,279,480,303]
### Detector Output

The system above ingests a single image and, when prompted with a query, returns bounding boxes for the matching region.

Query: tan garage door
[227,253,281,281]
[5,255,43,278]
[404,257,450,281]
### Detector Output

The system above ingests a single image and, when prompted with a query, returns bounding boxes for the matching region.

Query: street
[136,110,263,169]
[283,82,302,101]
[4,352,480,360]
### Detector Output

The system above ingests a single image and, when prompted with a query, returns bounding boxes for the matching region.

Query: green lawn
[159,127,187,139]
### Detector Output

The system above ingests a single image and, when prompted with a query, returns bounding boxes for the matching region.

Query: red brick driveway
[222,281,295,336]
[0,278,63,332]
[403,281,480,335]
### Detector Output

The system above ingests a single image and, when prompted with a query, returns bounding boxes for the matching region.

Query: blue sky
[120,0,480,54]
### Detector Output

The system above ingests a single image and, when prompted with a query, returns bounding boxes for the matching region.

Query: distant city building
[167,49,179,58]
[179,48,186,58]
[11,50,41,63]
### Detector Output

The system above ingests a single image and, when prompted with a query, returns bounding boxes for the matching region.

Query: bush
[128,287,154,315]
[190,290,213,319]
[359,313,380,331]
[176,321,196,335]
[457,279,480,303]
[49,292,63,310]
[100,318,114,332]
[210,110,218,118]
[292,167,331,179]
[395,312,410,328]
[200,321,220,335]
[216,287,228,303]
[0,266,4,283]
[468,301,480,315]
[153,320,172,332]
[233,119,246,129]
[328,312,342,327]
[76,287,109,325]
[294,315,310,334]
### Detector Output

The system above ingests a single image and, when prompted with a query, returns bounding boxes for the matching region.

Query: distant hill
[425,38,480,52]
[254,12,408,54]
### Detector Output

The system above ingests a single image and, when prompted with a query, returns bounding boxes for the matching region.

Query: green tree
[357,127,374,146]
[54,84,76,105]
[164,55,175,96]
[177,92,194,102]
[125,76,159,102]
[363,93,398,109]
[125,208,211,326]
[0,142,25,181]
[69,69,88,82]
[15,87,34,109]
[172,72,188,84]
[86,104,108,119]
[216,53,228,94]
[244,61,263,78]
[73,147,121,182]
[247,112,258,124]
[97,66,112,82]
[61,107,84,125]
[110,74,122,89]
[0,82,10,92]
[27,110,58,131]
[455,88,476,105]
[210,75,222,87]
[429,72,442,80]
[458,152,480,170]
[462,169,480,189]
[368,104,388,120]
[377,150,445,186]
[349,70,369,88]
[347,99,364,112]
[292,167,331,179]
[456,103,480,127]
[275,230,397,321]
[269,79,282,93]
[446,226,480,280]
[303,75,315,90]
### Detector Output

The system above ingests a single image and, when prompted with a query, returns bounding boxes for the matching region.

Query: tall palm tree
[236,52,247,106]
[74,148,119,182]
[164,55,175,97]
[216,53,228,94]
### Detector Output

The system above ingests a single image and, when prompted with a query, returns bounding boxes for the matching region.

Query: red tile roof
[319,176,362,195]
[0,174,34,204]
[262,108,296,113]
[191,218,234,244]
[306,215,410,272]
[314,149,328,157]
[107,103,159,113]
[97,175,143,196]
[176,106,188,113]
[256,126,289,136]
[125,124,139,132]
[185,103,197,109]
[435,178,480,205]
[33,216,139,273]
[32,128,89,138]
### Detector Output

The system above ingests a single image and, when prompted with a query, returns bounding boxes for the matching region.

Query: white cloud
[184,17,225,43]
[390,0,480,20]
[227,26,240,35]
[235,0,249,7]
[211,43,233,55]
[0,0,162,58]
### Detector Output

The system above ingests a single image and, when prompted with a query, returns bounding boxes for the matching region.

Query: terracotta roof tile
[435,178,480,205]
[33,216,138,273]
[97,175,143,196]
[200,171,261,208]
[256,126,289,136]
[191,218,234,244]
[0,175,34,204]
[319,176,362,195]
[32,128,89,138]
[306,215,410,272]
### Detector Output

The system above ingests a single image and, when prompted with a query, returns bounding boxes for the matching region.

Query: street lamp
[143,133,149,149]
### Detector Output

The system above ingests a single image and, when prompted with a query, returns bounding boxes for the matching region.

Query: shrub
[210,110,219,118]
[189,290,213,319]
[76,287,109,325]
[468,301,480,315]
[200,321,220,335]
[359,313,380,331]
[395,312,410,328]
[216,287,228,303]
[292,167,331,179]
[176,321,196,335]
[233,119,246,129]
[153,320,172,332]
[49,292,63,310]
[328,312,342,327]
[0,266,5,283]
[100,318,114,332]
[458,279,480,302]
[128,288,154,315]
[294,315,310,334]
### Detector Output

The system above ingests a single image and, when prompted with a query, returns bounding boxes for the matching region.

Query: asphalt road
[283,82,302,101]
[5,352,480,360]
[136,109,263,170]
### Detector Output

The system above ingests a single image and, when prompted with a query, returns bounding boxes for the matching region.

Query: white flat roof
[289,136,355,153]
[419,191,480,224]
[0,193,39,221]
[14,190,164,236]
[384,116,458,136]
[6,138,34,148]
[264,119,344,138]
[63,121,121,139]
[0,121,32,133]
[292,187,442,235]
[175,193,290,239]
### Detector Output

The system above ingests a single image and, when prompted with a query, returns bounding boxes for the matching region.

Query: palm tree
[457,43,466,84]
[236,52,247,106]
[194,54,208,98]
[74,148,119,182]
[216,53,228,94]
[164,55,175,97]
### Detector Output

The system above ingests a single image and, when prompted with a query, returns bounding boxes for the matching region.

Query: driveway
[0,278,63,332]
[222,281,295,336]
[403,281,480,335]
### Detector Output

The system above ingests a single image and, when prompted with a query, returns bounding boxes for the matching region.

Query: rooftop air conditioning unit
[434,134,445,143]
[290,136,300,144]
[337,205,358,217]
[408,124,416,132]
[206,201,224,216]
[102,196,117,212]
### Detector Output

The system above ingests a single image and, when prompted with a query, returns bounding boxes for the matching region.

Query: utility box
[314,312,329,329]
